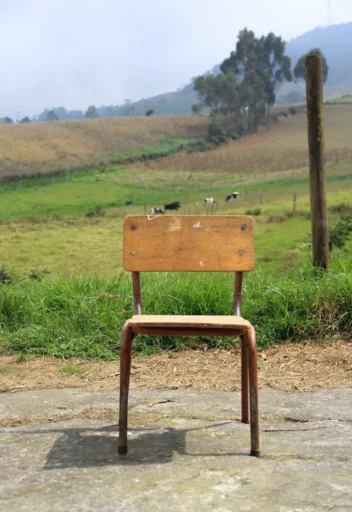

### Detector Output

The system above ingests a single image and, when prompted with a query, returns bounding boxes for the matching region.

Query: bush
[0,265,17,284]
[28,269,49,281]
[245,208,261,216]
[328,203,352,215]
[85,205,105,218]
[207,121,230,145]
[329,214,352,251]
[288,107,297,115]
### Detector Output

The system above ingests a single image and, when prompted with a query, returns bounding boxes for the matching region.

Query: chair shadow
[8,422,247,469]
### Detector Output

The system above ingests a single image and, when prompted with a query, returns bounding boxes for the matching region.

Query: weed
[59,365,86,375]
[28,269,50,281]
[245,208,261,216]
[328,203,352,215]
[329,214,352,250]
[0,265,17,284]
[0,367,13,373]
[85,205,105,218]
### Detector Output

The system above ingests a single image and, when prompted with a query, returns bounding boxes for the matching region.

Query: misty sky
[1,0,352,118]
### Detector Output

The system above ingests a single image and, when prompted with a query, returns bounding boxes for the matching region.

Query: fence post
[293,192,297,214]
[306,53,329,269]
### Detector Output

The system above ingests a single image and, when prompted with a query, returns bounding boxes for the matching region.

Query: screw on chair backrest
[123,215,254,272]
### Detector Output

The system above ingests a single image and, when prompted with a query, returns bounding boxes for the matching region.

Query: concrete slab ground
[0,387,351,511]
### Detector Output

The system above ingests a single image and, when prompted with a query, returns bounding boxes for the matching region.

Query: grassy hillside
[0,116,207,180]
[325,94,352,105]
[145,105,352,173]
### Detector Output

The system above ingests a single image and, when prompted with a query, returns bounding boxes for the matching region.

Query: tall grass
[1,257,351,359]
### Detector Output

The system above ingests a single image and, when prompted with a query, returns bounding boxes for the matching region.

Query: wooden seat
[118,215,260,458]
[129,315,251,330]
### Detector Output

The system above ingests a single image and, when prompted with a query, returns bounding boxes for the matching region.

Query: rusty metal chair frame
[118,215,259,457]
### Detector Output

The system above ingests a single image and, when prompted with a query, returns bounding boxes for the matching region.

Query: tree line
[0,103,155,125]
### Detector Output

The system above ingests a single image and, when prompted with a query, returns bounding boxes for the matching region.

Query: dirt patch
[1,341,351,394]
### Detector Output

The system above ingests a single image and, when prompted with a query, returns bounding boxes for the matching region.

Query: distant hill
[125,22,352,114]
[33,22,352,120]
[286,23,352,87]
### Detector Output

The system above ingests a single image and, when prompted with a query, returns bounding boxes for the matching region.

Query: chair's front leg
[247,326,260,457]
[118,322,135,455]
[240,332,249,424]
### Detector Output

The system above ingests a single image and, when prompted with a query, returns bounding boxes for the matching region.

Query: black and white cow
[151,207,165,215]
[204,197,217,205]
[225,192,239,202]
[164,201,181,211]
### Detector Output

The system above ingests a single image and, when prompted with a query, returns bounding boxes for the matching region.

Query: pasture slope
[0,115,207,180]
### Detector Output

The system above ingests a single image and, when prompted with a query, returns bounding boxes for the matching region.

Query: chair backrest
[123,215,254,272]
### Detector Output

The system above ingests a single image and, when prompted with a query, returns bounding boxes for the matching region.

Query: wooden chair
[119,215,260,457]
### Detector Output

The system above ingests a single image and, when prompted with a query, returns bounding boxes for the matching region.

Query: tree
[221,29,292,123]
[85,105,98,118]
[194,72,241,115]
[4,116,13,124]
[145,109,154,116]
[191,103,203,115]
[20,116,31,123]
[46,110,59,122]
[294,48,329,84]
[194,28,293,140]
[261,32,292,120]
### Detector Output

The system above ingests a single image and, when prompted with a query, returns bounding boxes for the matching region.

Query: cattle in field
[204,197,217,205]
[225,192,239,202]
[164,201,181,211]
[151,207,165,215]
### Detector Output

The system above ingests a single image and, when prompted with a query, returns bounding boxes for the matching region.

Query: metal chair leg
[118,322,134,455]
[240,333,249,424]
[247,326,260,457]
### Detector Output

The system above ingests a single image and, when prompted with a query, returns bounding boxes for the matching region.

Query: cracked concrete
[0,387,351,511]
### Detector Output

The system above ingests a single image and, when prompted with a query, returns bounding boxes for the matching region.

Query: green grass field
[0,160,351,275]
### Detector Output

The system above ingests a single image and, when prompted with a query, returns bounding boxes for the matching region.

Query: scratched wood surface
[129,314,251,329]
[123,215,254,271]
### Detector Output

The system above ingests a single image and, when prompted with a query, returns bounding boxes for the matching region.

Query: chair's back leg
[240,333,249,424]
[247,326,260,457]
[119,322,135,455]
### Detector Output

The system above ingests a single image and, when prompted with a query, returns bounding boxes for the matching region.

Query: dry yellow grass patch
[145,105,352,173]
[1,341,351,396]
[0,116,207,179]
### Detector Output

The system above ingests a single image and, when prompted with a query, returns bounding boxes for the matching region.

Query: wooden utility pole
[306,53,329,269]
